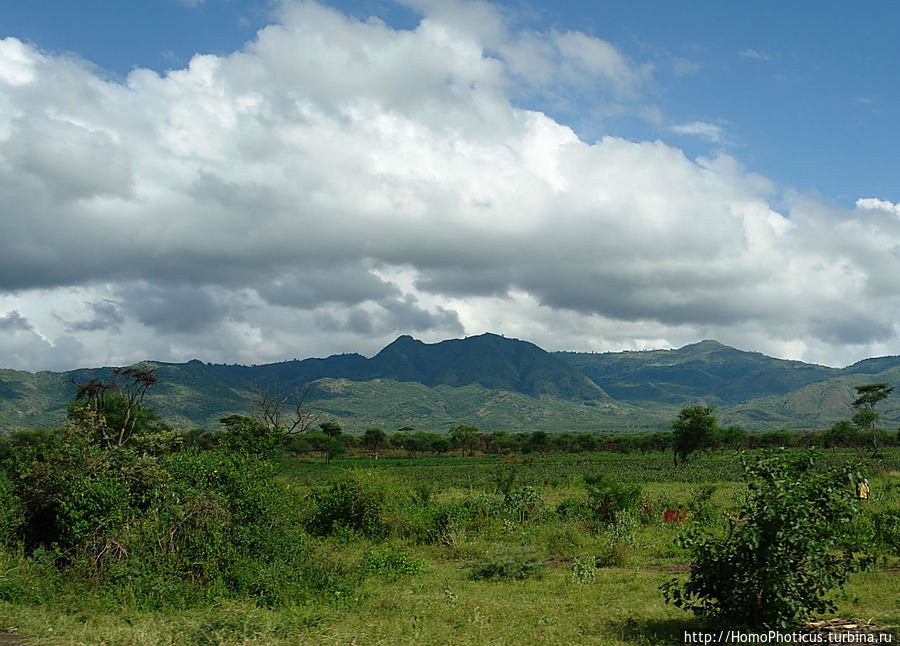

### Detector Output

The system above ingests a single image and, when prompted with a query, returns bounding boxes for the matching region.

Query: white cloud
[738,48,772,61]
[855,197,900,216]
[670,120,728,144]
[0,2,899,372]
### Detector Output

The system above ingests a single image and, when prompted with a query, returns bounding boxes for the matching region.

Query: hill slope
[1,335,898,434]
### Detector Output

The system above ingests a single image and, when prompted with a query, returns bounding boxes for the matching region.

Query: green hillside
[556,340,836,405]
[1,334,898,434]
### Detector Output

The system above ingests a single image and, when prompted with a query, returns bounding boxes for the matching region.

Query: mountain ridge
[1,334,898,433]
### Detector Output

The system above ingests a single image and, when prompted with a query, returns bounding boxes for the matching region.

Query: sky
[1,0,899,371]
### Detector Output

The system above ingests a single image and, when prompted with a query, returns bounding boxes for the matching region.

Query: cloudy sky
[1,0,899,371]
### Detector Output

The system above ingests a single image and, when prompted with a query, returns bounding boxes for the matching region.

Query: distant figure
[857,478,870,501]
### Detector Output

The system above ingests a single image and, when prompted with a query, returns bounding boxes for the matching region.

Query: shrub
[663,450,871,629]
[871,507,900,555]
[503,485,546,524]
[583,473,642,525]
[364,545,424,578]
[570,556,597,584]
[469,554,544,581]
[308,470,399,538]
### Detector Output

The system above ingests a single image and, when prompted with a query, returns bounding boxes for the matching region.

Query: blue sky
[1,0,900,370]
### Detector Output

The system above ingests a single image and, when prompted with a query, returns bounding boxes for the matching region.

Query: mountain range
[2,333,899,434]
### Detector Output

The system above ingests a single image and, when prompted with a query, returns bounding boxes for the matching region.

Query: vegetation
[4,335,900,434]
[663,450,871,629]
[0,379,898,644]
[851,383,894,457]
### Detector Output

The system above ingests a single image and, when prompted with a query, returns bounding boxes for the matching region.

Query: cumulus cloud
[0,2,899,372]
[856,197,900,216]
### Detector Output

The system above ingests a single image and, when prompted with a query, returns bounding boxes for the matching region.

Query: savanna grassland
[0,432,898,646]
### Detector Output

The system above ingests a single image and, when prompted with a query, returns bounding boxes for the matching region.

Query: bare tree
[251,382,321,435]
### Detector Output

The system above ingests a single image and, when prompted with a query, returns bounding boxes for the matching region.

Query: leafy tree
[663,450,869,629]
[319,421,343,439]
[218,414,284,456]
[821,420,860,453]
[525,430,548,454]
[851,383,893,457]
[362,427,387,459]
[671,405,717,466]
[583,473,642,525]
[324,437,345,465]
[716,425,748,450]
[449,425,480,456]
[70,366,158,449]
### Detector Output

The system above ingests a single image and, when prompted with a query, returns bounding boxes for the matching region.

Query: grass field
[1,450,898,645]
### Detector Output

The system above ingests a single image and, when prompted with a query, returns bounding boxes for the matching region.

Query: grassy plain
[1,450,898,645]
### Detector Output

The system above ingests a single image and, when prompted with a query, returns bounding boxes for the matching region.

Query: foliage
[662,450,871,629]
[217,414,284,456]
[851,383,894,456]
[307,470,400,538]
[469,553,544,581]
[364,545,424,578]
[671,405,717,466]
[570,555,598,584]
[871,506,900,555]
[583,473,642,525]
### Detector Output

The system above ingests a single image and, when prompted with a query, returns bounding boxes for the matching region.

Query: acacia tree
[71,366,158,449]
[671,405,717,466]
[362,427,387,459]
[851,383,893,458]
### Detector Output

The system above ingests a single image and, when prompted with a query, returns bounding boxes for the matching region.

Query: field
[1,449,898,645]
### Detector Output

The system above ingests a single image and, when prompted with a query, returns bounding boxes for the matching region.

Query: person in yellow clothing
[857,478,870,501]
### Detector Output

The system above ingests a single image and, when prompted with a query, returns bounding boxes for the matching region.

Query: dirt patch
[644,564,691,572]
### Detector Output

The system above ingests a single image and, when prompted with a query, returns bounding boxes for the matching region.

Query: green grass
[1,449,898,645]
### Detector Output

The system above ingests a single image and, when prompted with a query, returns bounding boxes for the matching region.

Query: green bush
[308,470,400,538]
[469,554,544,581]
[364,545,424,578]
[584,473,642,525]
[570,555,597,584]
[871,507,900,555]
[663,450,871,629]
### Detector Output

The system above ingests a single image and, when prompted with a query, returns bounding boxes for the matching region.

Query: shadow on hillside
[617,616,700,645]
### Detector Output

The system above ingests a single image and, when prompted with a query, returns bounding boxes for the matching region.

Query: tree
[851,383,893,457]
[822,419,861,453]
[525,430,548,454]
[449,425,480,456]
[671,405,717,466]
[319,421,343,439]
[363,427,387,459]
[663,450,869,629]
[251,382,321,435]
[71,366,158,449]
[218,414,281,456]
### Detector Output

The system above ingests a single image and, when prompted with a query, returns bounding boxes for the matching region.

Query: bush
[570,555,597,584]
[469,554,544,581]
[871,507,900,555]
[308,470,400,538]
[663,450,871,629]
[364,545,424,578]
[584,473,642,525]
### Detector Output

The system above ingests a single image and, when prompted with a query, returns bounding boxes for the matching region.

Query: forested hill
[1,334,899,433]
[554,340,837,406]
